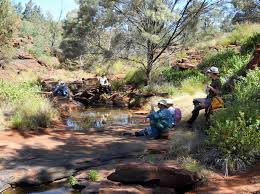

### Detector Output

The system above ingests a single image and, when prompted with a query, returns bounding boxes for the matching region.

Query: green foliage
[125,68,147,86]
[0,80,57,129]
[0,0,19,61]
[139,83,177,96]
[202,49,250,78]
[208,70,260,172]
[68,176,78,186]
[162,68,206,87]
[217,24,260,46]
[19,6,63,60]
[111,79,125,91]
[179,157,203,174]
[61,0,209,83]
[241,33,260,55]
[88,170,98,181]
[21,20,51,58]
[108,60,124,74]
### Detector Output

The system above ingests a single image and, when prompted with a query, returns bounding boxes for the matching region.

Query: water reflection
[66,107,144,130]
[30,187,69,194]
[3,185,75,194]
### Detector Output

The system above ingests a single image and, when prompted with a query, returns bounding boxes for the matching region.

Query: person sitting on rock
[52,80,70,97]
[187,66,222,128]
[135,100,174,139]
[166,99,176,127]
[99,74,111,93]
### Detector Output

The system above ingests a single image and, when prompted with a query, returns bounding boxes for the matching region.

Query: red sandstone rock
[246,44,260,70]
[107,163,199,190]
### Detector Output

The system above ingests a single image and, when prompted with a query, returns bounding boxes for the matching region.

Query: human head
[166,99,174,107]
[206,66,220,78]
[157,100,168,109]
[59,80,65,86]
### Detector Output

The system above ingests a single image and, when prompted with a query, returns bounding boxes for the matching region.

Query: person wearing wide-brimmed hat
[187,66,222,128]
[135,99,174,139]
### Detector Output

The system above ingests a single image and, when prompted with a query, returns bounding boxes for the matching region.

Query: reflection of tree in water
[66,108,144,130]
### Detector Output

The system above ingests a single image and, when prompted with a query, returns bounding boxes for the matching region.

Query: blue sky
[12,0,78,20]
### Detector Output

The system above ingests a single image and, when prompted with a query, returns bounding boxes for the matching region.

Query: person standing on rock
[135,100,174,139]
[187,66,222,128]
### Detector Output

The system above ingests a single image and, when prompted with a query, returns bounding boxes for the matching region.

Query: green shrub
[179,157,203,173]
[0,0,19,61]
[180,76,205,94]
[68,176,78,186]
[108,60,124,74]
[111,79,125,91]
[125,68,147,86]
[202,49,250,78]
[208,70,260,172]
[162,68,206,87]
[241,33,260,55]
[139,83,178,95]
[88,170,98,181]
[0,80,57,129]
[12,99,56,129]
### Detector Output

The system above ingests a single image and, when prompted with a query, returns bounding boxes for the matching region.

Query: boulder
[108,163,158,184]
[17,51,34,60]
[107,163,199,190]
[246,44,260,70]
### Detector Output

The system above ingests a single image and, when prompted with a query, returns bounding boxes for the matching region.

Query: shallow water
[3,108,146,194]
[3,184,77,194]
[65,107,145,130]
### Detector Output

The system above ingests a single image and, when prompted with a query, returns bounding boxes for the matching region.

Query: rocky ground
[0,92,259,193]
[0,44,260,193]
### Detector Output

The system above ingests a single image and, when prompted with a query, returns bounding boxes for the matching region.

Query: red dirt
[0,129,259,193]
[190,164,260,194]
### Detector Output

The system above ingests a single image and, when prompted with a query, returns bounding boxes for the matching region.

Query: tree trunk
[146,40,154,86]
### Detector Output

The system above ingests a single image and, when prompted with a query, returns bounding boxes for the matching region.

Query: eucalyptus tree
[62,0,218,84]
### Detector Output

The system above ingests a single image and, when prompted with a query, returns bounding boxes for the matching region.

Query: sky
[12,0,78,20]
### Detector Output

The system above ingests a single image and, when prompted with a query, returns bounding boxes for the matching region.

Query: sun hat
[158,99,168,106]
[207,66,219,74]
[166,99,174,105]
[59,80,65,85]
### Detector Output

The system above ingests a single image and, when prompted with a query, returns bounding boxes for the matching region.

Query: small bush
[108,60,124,74]
[12,99,56,129]
[111,79,125,91]
[0,0,19,61]
[179,156,203,173]
[139,83,178,95]
[0,80,57,129]
[125,68,147,86]
[208,70,260,172]
[162,68,206,87]
[68,176,78,186]
[240,33,260,55]
[180,77,205,94]
[88,170,98,181]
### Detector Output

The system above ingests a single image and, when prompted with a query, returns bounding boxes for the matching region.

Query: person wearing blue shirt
[52,80,70,97]
[135,100,174,139]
